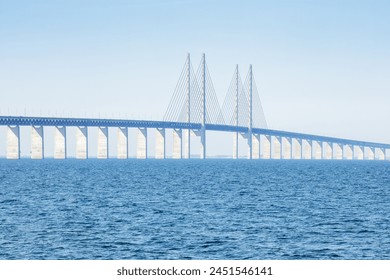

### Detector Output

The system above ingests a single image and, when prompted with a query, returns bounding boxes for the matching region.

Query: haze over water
[1,159,389,259]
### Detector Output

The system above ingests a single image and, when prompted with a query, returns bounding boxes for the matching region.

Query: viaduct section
[1,54,389,160]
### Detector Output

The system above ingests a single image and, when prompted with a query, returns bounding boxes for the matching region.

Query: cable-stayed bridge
[1,54,389,160]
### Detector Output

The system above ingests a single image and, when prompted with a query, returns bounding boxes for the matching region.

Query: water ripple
[0,159,390,259]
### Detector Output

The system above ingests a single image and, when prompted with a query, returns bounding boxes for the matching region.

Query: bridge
[1,54,389,160]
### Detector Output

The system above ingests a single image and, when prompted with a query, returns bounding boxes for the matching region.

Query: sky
[0,0,389,156]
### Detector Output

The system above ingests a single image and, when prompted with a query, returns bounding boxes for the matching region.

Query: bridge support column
[353,146,363,160]
[312,141,321,159]
[271,136,281,159]
[233,132,238,159]
[363,147,374,160]
[292,138,301,159]
[117,127,128,159]
[280,137,283,159]
[76,126,88,159]
[247,131,253,160]
[200,128,206,159]
[386,149,390,161]
[252,134,260,159]
[343,145,353,160]
[183,129,190,159]
[282,137,292,159]
[155,128,166,159]
[302,139,311,159]
[172,129,182,159]
[137,127,147,159]
[375,148,385,160]
[31,126,44,159]
[97,127,108,159]
[322,142,332,160]
[261,135,271,159]
[367,147,374,160]
[54,126,66,159]
[6,125,20,159]
[333,143,342,160]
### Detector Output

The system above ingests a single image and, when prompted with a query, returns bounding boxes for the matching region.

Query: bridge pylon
[200,53,206,159]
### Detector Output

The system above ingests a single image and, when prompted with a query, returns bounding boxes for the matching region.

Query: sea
[0,159,389,260]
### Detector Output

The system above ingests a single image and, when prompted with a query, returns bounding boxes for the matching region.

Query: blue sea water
[0,159,389,260]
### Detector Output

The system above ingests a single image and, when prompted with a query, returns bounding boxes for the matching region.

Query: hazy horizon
[1,0,389,157]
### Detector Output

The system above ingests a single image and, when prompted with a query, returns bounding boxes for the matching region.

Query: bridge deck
[1,116,389,149]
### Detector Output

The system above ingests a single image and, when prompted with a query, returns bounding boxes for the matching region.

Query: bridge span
[1,53,389,160]
[1,116,389,160]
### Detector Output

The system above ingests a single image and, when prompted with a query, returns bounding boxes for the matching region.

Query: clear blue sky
[1,0,389,145]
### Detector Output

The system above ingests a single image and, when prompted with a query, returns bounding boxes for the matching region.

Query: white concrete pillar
[333,143,342,160]
[31,126,44,159]
[271,136,281,159]
[367,147,374,160]
[354,146,363,160]
[322,142,332,160]
[200,128,206,159]
[6,125,20,159]
[321,142,325,159]
[252,134,260,159]
[155,128,165,159]
[183,129,190,159]
[343,145,353,160]
[261,135,271,159]
[117,127,128,159]
[375,148,385,160]
[280,137,283,159]
[172,129,182,159]
[97,127,108,159]
[233,132,238,159]
[282,137,292,159]
[364,147,374,160]
[54,126,67,159]
[302,140,311,159]
[136,127,147,159]
[385,149,390,161]
[247,131,253,160]
[292,138,301,159]
[76,126,88,159]
[312,141,321,159]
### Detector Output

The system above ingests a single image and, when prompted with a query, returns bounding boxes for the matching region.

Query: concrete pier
[354,146,364,160]
[200,128,206,159]
[260,135,270,159]
[343,144,353,160]
[155,128,166,159]
[282,137,292,159]
[322,142,332,160]
[375,148,385,160]
[333,143,342,160]
[172,129,182,159]
[31,126,44,159]
[76,126,88,159]
[271,136,281,159]
[97,127,108,159]
[312,141,321,159]
[302,140,311,159]
[292,138,302,159]
[117,127,128,159]
[136,127,147,159]
[183,129,190,159]
[233,132,239,159]
[54,126,66,159]
[252,134,260,159]
[364,147,374,160]
[6,125,20,159]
